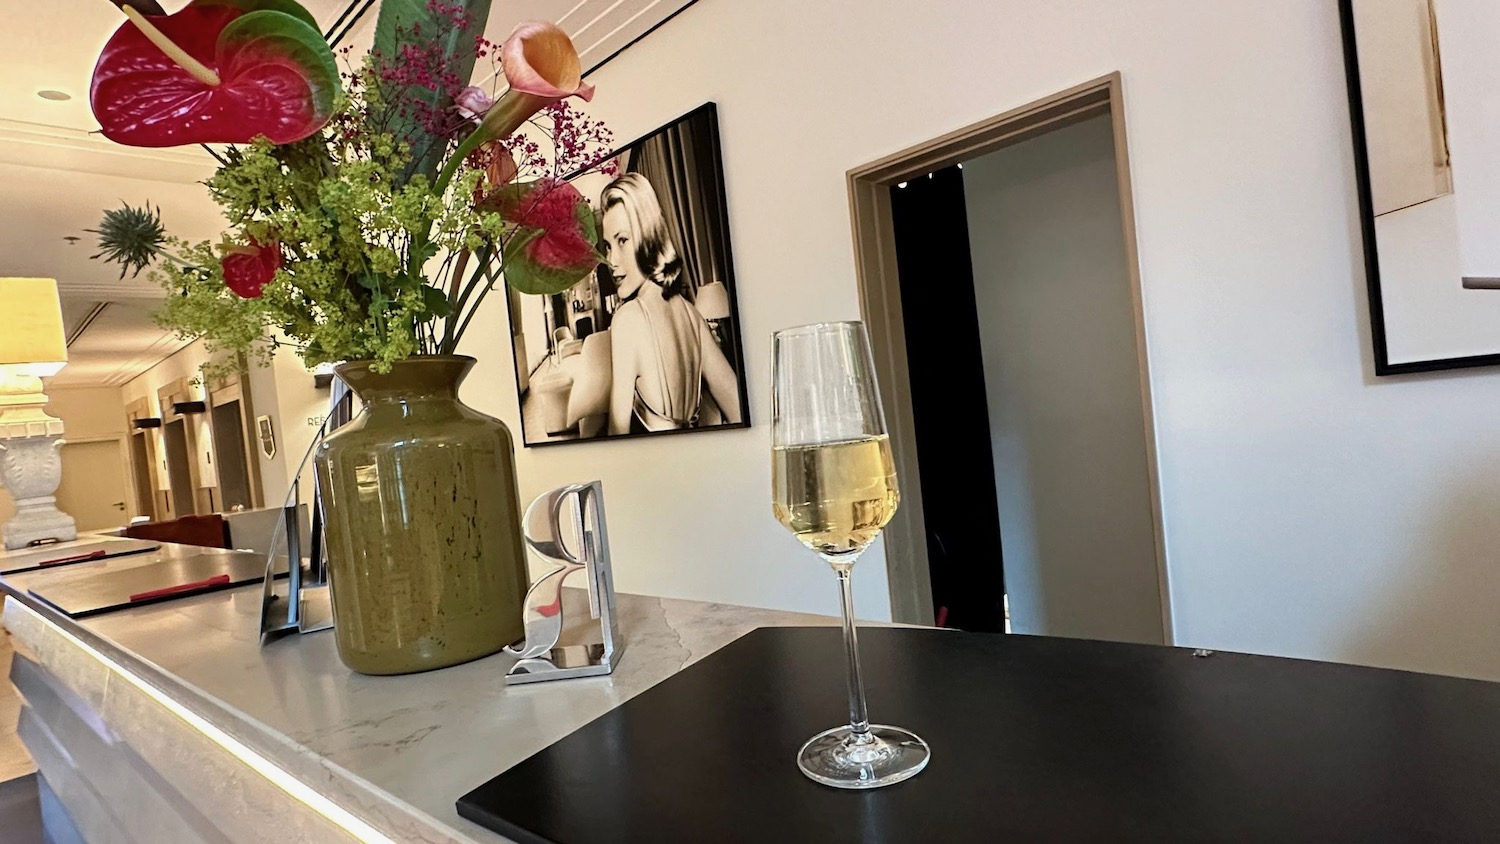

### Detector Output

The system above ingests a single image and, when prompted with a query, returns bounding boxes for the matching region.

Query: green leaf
[475,178,532,214]
[372,0,494,186]
[218,9,339,124]
[501,228,596,296]
[421,284,453,317]
[410,240,440,273]
[574,196,600,252]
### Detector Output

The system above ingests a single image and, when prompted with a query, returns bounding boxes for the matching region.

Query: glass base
[797,724,930,789]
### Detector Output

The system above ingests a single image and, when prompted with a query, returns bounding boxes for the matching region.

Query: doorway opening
[211,400,253,511]
[888,166,1007,632]
[849,73,1170,643]
[161,418,196,518]
[127,431,157,522]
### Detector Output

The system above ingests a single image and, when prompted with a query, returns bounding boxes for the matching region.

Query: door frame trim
[846,72,1173,641]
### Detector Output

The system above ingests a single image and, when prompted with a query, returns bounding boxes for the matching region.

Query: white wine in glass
[772,435,899,559]
[770,321,930,790]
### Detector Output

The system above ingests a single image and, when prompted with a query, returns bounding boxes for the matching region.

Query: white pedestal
[0,434,76,551]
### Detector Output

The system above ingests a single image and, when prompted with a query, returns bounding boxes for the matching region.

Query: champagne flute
[771,321,931,789]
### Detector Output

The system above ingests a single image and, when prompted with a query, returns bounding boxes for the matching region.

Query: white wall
[964,114,1164,645]
[455,0,1500,679]
[244,339,334,506]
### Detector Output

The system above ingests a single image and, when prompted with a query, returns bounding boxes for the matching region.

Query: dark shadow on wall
[1343,462,1500,681]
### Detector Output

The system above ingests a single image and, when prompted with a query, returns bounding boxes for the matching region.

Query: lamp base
[0,434,76,551]
[0,370,63,439]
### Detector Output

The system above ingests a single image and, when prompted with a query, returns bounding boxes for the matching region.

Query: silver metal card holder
[505,481,623,684]
[260,380,354,644]
[257,479,334,644]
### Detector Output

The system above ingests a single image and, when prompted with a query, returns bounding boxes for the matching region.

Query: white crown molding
[0,118,216,184]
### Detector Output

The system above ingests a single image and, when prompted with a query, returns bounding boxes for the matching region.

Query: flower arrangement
[90,0,615,372]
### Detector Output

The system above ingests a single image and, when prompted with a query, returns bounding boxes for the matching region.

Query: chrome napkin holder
[260,381,354,645]
[505,480,623,684]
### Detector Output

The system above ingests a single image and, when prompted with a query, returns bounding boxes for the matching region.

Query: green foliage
[92,10,616,373]
[90,202,166,279]
[371,0,494,185]
[149,71,506,372]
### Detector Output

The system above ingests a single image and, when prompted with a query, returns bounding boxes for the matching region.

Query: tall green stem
[434,89,547,195]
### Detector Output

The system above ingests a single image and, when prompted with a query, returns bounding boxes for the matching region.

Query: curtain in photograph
[628,117,730,300]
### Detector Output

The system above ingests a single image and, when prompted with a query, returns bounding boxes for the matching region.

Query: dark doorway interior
[162,419,196,518]
[128,433,155,521]
[211,401,253,511]
[889,166,1007,632]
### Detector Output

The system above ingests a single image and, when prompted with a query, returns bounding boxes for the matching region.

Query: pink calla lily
[501,22,596,102]
[476,21,594,143]
[434,21,597,193]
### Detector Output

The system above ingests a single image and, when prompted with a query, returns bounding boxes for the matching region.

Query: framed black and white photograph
[508,102,749,445]
[1341,0,1500,373]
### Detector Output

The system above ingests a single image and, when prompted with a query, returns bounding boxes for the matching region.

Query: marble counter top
[0,537,833,842]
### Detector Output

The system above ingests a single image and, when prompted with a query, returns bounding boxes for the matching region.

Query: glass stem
[835,565,872,739]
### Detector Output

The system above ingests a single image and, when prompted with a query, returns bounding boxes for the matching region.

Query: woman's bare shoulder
[611,301,646,329]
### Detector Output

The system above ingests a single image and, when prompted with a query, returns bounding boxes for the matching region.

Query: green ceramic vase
[314,355,528,675]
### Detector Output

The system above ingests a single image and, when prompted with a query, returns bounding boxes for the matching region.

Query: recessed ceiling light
[37,90,71,102]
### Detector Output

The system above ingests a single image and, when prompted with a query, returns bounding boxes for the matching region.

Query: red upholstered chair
[124,514,232,549]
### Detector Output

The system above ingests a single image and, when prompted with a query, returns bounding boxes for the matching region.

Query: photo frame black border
[1339,0,1500,375]
[506,102,753,447]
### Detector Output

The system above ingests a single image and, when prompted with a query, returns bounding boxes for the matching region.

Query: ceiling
[0,0,694,388]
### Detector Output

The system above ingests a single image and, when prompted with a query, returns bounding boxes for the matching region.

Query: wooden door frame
[846,72,1172,640]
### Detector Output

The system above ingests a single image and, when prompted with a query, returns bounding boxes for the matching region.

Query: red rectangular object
[128,574,231,603]
[38,550,109,567]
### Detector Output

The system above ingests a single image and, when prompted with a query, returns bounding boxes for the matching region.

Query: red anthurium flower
[482,178,602,295]
[91,0,338,148]
[501,180,596,268]
[221,239,282,298]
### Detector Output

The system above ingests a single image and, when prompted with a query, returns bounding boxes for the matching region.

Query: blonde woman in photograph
[602,173,742,435]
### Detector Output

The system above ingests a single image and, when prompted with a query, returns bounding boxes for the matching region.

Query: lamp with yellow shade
[0,278,77,549]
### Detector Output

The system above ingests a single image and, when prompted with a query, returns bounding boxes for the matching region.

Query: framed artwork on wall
[1341,0,1500,374]
[507,103,750,446]
[256,415,276,459]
